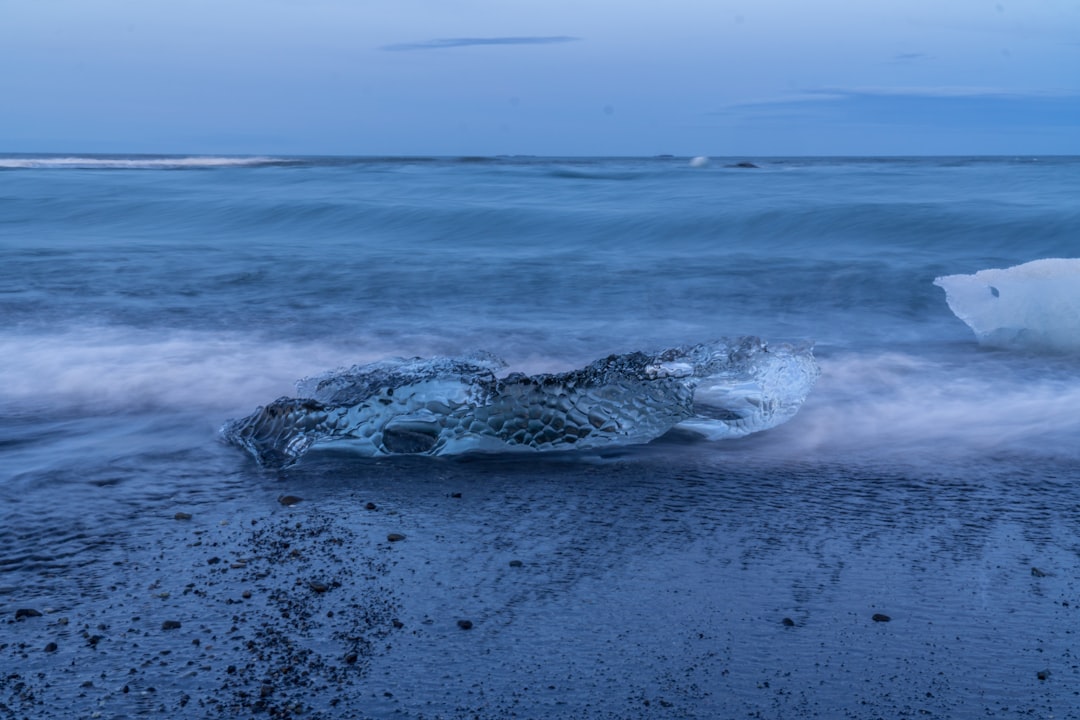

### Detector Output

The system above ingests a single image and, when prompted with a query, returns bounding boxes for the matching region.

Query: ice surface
[222,337,820,467]
[934,258,1080,352]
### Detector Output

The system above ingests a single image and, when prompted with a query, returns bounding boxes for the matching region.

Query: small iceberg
[934,258,1080,352]
[222,337,820,468]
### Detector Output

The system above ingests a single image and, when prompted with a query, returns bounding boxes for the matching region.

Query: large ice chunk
[934,258,1080,352]
[222,338,820,468]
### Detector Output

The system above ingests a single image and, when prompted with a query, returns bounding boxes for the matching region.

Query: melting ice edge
[222,337,820,468]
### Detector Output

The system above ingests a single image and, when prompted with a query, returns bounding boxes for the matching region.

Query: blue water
[2,155,1080,718]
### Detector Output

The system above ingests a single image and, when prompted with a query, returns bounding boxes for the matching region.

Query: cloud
[715,86,1080,114]
[817,85,1080,99]
[707,85,1080,138]
[382,36,580,52]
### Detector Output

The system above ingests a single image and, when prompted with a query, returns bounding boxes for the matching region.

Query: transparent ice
[222,337,820,468]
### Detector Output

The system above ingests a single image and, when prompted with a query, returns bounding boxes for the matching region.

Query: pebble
[509,560,523,568]
[174,512,192,521]
[344,652,358,664]
[392,619,404,629]
[242,590,252,599]
[782,617,795,627]
[457,619,473,630]
[15,608,42,620]
[278,495,303,507]
[309,581,329,593]
[387,533,406,542]
[162,620,182,631]
[365,502,377,511]
[44,642,58,652]
[1037,669,1051,680]
[1031,567,1048,577]
[871,613,891,623]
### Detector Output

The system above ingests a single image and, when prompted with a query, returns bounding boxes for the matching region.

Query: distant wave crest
[222,338,820,467]
[0,155,296,170]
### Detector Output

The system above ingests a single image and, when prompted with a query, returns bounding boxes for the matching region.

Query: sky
[2,0,1078,156]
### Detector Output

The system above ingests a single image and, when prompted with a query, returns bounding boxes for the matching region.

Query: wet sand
[3,444,1079,719]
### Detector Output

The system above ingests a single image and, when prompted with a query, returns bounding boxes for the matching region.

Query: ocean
[2,154,1079,718]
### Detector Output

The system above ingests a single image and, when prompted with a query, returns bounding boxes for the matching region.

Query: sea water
[2,155,1079,718]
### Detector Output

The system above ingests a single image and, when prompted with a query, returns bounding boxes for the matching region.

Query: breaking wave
[0,155,296,170]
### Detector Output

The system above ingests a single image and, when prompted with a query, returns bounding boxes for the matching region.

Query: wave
[740,350,1080,464]
[0,155,297,170]
[5,327,1078,469]
[548,168,646,181]
[0,328,377,415]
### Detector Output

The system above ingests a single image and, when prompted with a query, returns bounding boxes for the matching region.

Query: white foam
[0,328,378,416]
[0,156,290,170]
[934,258,1080,352]
[754,351,1080,462]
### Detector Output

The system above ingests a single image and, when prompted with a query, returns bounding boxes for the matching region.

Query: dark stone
[44,642,58,653]
[782,617,795,627]
[207,557,221,565]
[174,512,192,520]
[14,609,42,620]
[260,684,273,697]
[309,581,329,593]
[162,620,182,631]
[278,495,303,507]
[392,619,404,629]
[1037,669,1050,680]
[509,560,524,568]
[1031,567,1047,577]
[729,161,759,168]
[872,613,891,623]
[457,619,473,630]
[451,492,462,498]
[387,533,406,542]
[365,502,377,511]
[345,652,358,664]
[242,590,252,599]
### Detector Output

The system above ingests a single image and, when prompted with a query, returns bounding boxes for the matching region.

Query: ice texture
[222,337,820,468]
[934,258,1080,352]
